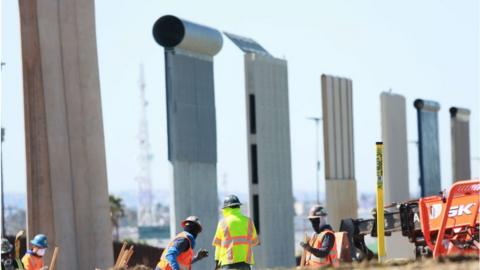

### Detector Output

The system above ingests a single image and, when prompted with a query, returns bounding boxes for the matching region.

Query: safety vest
[157,232,194,270]
[21,251,44,270]
[305,230,340,267]
[212,208,259,266]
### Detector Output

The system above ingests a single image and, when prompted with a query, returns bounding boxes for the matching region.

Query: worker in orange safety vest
[300,205,340,268]
[22,234,48,270]
[156,216,208,270]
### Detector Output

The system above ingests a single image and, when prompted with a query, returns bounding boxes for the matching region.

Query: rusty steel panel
[414,99,441,197]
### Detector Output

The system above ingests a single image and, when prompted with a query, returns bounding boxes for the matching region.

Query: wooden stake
[49,247,59,270]
[124,246,134,266]
[115,242,127,267]
[300,233,308,267]
[15,230,25,269]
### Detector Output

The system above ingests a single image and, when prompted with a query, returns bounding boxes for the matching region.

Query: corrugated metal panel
[244,53,295,268]
[414,99,441,197]
[224,32,271,55]
[166,51,217,163]
[321,74,355,180]
[450,107,471,181]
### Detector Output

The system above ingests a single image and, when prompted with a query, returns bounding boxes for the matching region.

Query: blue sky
[1,1,479,203]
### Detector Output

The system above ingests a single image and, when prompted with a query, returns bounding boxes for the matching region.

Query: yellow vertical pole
[376,142,386,261]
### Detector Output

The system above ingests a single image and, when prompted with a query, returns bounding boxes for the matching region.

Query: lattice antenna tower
[136,64,154,226]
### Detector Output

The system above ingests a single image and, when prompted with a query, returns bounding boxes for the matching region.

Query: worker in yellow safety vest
[156,216,209,270]
[300,205,340,268]
[212,195,259,270]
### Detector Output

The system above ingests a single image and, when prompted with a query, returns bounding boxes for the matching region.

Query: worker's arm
[302,233,335,258]
[21,255,32,270]
[212,221,223,262]
[165,238,190,270]
[250,219,259,246]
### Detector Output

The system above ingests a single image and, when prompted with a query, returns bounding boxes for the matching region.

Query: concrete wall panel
[381,93,410,203]
[450,107,471,181]
[171,162,218,270]
[19,1,113,269]
[244,53,296,268]
[380,93,412,259]
[321,75,357,230]
[325,180,357,230]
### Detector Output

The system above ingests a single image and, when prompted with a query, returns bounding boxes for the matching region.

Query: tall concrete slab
[152,15,222,269]
[380,93,413,259]
[450,107,471,182]
[414,99,441,197]
[224,33,295,268]
[18,1,113,269]
[380,93,410,203]
[321,75,357,230]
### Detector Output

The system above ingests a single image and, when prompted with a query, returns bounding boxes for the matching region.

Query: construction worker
[300,205,339,268]
[1,238,20,270]
[212,195,259,270]
[22,234,48,270]
[156,216,209,270]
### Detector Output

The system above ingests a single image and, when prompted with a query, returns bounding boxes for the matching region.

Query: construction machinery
[340,179,480,260]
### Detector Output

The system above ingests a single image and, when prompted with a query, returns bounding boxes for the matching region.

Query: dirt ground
[292,255,479,270]
[341,256,480,270]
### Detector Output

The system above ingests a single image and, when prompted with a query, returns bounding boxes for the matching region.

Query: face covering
[319,216,327,228]
[36,248,46,257]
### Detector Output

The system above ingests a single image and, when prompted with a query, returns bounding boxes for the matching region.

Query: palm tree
[109,195,125,241]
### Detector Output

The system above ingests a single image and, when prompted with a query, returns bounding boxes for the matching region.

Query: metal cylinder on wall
[152,15,223,270]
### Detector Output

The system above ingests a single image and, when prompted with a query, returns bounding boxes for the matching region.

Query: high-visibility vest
[212,209,259,266]
[157,232,194,270]
[305,230,340,267]
[21,251,44,270]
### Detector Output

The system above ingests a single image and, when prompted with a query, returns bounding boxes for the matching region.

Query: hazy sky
[1,1,479,203]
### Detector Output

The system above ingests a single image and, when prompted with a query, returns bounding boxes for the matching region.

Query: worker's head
[1,238,13,256]
[308,205,328,233]
[181,216,202,239]
[30,234,48,256]
[222,194,242,209]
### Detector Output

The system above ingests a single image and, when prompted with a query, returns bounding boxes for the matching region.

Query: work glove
[196,249,209,260]
[299,241,311,250]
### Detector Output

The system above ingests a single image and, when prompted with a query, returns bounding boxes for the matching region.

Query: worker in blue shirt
[156,216,208,270]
